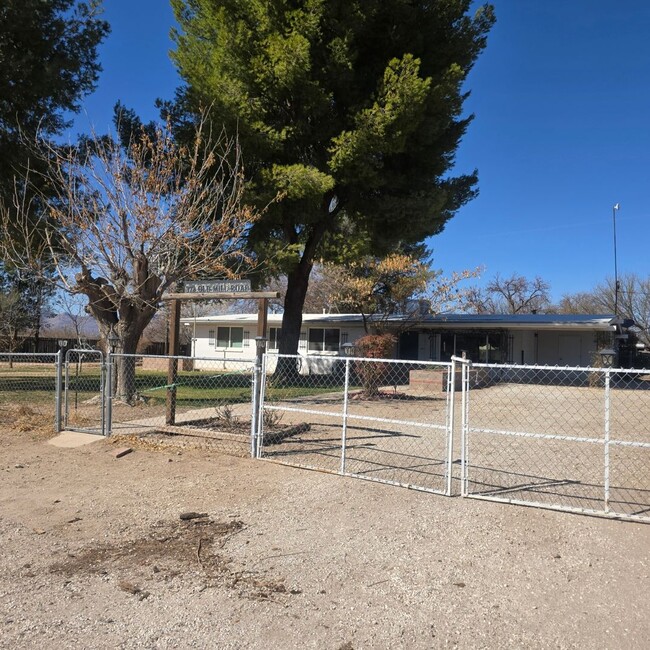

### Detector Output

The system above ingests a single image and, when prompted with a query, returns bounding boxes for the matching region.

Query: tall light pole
[613,203,620,317]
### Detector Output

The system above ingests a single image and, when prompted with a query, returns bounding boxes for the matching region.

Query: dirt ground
[1,426,649,650]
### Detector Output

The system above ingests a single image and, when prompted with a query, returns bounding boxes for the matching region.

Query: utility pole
[613,203,620,317]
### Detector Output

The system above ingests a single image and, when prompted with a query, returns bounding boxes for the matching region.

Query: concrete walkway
[48,431,104,448]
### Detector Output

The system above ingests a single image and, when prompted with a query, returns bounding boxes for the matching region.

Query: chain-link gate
[255,354,456,495]
[459,360,650,522]
[64,349,105,435]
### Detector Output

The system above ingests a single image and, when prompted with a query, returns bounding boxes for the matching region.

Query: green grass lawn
[0,365,349,409]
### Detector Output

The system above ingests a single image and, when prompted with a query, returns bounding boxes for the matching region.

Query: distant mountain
[40,314,100,339]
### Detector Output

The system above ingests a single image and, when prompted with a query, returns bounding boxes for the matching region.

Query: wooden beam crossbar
[162,292,279,301]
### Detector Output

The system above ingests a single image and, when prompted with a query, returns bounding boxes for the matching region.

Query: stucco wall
[536,331,597,366]
[184,319,604,369]
[511,331,536,365]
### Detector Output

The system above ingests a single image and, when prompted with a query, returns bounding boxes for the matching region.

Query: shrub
[353,334,396,397]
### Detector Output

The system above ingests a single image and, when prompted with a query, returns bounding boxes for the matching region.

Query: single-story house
[182,312,622,371]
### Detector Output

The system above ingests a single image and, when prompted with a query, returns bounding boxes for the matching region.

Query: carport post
[54,349,63,432]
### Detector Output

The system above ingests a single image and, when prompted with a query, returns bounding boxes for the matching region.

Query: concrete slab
[48,431,104,448]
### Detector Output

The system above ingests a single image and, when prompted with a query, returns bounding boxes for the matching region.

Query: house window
[308,328,340,352]
[269,327,281,350]
[216,326,244,349]
[208,329,216,346]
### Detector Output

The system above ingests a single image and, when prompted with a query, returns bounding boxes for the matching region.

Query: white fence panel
[257,353,455,495]
[461,362,650,522]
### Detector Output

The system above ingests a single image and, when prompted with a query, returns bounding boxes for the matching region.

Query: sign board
[183,279,252,294]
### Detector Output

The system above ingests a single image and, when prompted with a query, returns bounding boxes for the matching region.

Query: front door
[398,331,420,360]
[558,335,581,366]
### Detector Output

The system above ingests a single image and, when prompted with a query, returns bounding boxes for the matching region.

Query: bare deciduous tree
[463,273,551,314]
[560,274,650,345]
[53,293,93,348]
[0,118,258,399]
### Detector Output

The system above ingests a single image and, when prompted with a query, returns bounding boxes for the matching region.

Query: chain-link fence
[0,352,62,435]
[107,354,255,457]
[460,362,650,521]
[2,348,648,522]
[256,354,455,495]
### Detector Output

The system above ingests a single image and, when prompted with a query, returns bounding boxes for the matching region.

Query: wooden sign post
[161,282,278,425]
[165,297,182,425]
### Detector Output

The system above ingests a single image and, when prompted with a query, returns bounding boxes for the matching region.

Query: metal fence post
[450,355,471,497]
[340,358,351,475]
[460,359,470,497]
[105,352,113,436]
[54,349,63,432]
[604,369,611,513]
[63,352,70,429]
[446,358,456,496]
[251,337,266,458]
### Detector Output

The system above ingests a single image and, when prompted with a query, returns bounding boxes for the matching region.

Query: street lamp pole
[612,203,620,317]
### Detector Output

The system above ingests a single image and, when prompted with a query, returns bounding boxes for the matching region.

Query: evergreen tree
[0,0,109,220]
[169,0,495,358]
[0,265,55,353]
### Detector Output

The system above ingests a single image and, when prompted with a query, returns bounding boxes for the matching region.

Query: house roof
[185,312,618,332]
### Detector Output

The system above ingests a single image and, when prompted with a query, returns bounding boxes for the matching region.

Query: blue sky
[71,1,650,303]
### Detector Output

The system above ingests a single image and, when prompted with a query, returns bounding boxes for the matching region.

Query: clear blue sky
[71,1,650,303]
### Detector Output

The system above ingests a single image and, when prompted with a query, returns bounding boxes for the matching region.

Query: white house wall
[511,331,536,365]
[191,323,255,371]
[184,318,608,371]
[188,321,368,373]
[536,331,597,366]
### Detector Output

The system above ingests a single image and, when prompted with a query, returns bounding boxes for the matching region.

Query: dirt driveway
[0,429,649,649]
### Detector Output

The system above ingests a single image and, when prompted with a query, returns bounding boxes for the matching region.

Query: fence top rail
[265,352,452,368]
[470,361,650,375]
[111,352,255,365]
[0,352,59,360]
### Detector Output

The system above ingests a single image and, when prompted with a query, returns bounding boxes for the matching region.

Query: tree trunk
[115,331,140,403]
[275,258,314,380]
[273,214,336,380]
[33,280,45,353]
[97,308,155,404]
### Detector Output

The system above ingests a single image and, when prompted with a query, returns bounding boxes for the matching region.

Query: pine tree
[0,1,109,200]
[169,0,495,359]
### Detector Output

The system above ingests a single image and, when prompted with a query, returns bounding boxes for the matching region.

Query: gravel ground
[1,428,649,650]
